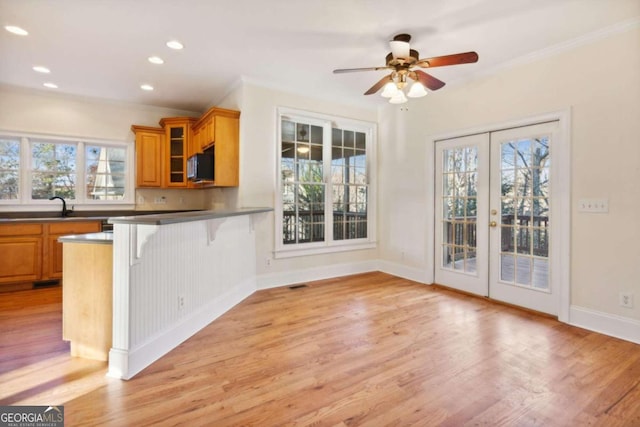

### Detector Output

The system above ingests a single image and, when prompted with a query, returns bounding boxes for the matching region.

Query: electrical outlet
[178,295,185,309]
[265,257,272,267]
[154,196,167,205]
[619,292,633,308]
[137,195,145,204]
[578,198,608,213]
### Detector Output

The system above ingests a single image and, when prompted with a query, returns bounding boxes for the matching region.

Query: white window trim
[275,107,377,258]
[0,130,135,210]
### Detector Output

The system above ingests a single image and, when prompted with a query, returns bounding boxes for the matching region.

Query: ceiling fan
[333,33,479,104]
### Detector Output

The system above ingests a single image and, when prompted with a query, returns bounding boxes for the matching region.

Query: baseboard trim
[108,277,256,380]
[569,305,640,344]
[376,260,428,284]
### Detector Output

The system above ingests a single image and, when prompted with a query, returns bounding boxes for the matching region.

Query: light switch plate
[578,198,608,213]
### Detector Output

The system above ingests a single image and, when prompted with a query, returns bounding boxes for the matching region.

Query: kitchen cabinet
[0,220,101,291]
[133,107,240,188]
[133,119,197,188]
[191,107,240,187]
[46,221,102,280]
[132,126,164,187]
[0,223,43,291]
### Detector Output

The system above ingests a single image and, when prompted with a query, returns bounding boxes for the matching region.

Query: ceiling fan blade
[333,66,389,74]
[364,74,392,95]
[414,70,446,91]
[417,51,479,68]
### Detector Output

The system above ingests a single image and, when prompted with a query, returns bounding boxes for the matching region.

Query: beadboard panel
[108,215,257,379]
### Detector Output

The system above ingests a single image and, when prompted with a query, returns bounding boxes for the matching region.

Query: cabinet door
[0,224,43,286]
[205,116,215,147]
[0,237,42,284]
[47,221,102,280]
[166,124,189,187]
[213,115,240,186]
[134,128,164,187]
[190,126,202,157]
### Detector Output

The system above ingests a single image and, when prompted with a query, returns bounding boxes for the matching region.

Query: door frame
[425,109,571,322]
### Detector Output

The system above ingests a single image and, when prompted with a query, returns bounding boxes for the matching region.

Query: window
[277,108,376,257]
[0,132,133,206]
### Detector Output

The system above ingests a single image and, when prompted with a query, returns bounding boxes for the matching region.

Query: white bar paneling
[109,215,257,379]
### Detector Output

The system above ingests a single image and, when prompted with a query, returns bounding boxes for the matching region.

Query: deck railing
[444,214,549,259]
[283,211,367,244]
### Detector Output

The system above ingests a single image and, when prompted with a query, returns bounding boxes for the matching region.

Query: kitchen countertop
[108,207,273,225]
[58,232,114,244]
[0,210,200,224]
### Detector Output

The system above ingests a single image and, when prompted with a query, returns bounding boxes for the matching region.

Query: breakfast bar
[59,207,271,378]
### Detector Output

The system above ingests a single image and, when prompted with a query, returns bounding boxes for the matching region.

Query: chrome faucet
[49,196,71,217]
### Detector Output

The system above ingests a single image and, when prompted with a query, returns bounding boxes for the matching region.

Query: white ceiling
[1,0,638,113]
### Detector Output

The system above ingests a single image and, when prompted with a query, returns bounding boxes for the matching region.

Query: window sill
[274,241,377,259]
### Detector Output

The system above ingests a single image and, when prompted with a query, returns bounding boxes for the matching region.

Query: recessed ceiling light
[148,56,164,65]
[140,84,154,91]
[43,82,58,89]
[33,66,51,73]
[4,25,29,36]
[166,40,184,50]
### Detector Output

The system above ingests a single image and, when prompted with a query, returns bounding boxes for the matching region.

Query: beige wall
[0,85,208,211]
[215,82,378,277]
[378,26,640,320]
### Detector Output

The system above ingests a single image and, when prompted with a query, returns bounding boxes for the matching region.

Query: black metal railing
[283,211,367,244]
[443,214,549,259]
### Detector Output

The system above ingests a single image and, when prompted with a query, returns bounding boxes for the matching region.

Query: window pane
[86,146,126,200]
[0,138,20,199]
[31,141,76,199]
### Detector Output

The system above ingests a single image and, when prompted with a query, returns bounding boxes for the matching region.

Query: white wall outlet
[578,198,608,213]
[154,196,167,205]
[178,295,185,309]
[265,257,272,267]
[137,195,145,204]
[619,292,633,308]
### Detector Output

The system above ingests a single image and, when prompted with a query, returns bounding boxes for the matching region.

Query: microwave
[187,151,214,181]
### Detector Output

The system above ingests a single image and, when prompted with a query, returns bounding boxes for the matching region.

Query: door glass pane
[441,146,478,274]
[499,137,550,291]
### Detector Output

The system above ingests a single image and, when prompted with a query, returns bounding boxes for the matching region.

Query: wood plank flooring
[1,272,639,426]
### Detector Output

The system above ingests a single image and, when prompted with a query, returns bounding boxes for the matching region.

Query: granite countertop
[108,207,273,225]
[0,210,201,224]
[58,232,114,244]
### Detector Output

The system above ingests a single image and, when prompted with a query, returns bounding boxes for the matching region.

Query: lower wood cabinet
[0,220,101,291]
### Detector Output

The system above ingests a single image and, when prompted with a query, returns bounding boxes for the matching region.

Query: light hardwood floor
[1,272,639,426]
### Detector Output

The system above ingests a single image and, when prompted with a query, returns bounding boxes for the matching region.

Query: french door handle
[489,221,497,227]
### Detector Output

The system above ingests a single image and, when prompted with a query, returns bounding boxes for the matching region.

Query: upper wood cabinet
[132,126,164,188]
[133,107,240,189]
[191,107,240,187]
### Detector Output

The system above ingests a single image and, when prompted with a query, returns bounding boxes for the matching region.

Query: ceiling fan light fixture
[389,40,410,59]
[380,81,398,98]
[389,90,408,104]
[407,81,427,98]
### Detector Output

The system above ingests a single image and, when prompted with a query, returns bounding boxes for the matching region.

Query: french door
[434,121,558,315]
